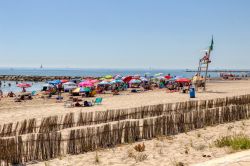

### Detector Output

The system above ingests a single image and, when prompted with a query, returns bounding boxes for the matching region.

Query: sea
[0,68,219,93]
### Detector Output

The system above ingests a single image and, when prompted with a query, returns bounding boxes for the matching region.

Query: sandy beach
[1,79,250,124]
[0,79,250,166]
[29,117,250,166]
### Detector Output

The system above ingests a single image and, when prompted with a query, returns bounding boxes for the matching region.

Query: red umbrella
[175,78,191,83]
[123,76,133,83]
[17,83,32,88]
[164,75,172,80]
[60,79,69,83]
[89,79,99,84]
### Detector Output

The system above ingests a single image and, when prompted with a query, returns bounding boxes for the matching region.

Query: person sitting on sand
[7,91,16,97]
[75,101,81,107]
[83,100,93,107]
[113,84,120,95]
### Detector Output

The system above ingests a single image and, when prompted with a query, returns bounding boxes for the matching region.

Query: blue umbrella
[48,80,61,85]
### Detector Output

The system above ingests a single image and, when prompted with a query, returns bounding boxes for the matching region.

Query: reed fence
[0,94,250,165]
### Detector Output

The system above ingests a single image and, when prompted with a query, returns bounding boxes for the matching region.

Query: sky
[0,0,250,69]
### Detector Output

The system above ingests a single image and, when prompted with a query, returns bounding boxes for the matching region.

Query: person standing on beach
[57,83,63,99]
[0,89,3,98]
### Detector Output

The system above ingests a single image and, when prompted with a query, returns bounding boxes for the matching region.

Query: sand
[0,79,250,124]
[29,116,250,166]
[1,79,250,166]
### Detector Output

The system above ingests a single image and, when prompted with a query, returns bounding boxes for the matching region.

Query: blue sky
[0,0,250,69]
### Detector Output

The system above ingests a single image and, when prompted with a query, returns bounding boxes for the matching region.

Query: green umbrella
[104,75,113,79]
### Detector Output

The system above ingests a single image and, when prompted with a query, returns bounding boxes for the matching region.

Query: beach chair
[93,97,102,105]
[31,91,36,96]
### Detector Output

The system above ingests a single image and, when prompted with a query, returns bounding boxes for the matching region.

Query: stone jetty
[0,75,89,82]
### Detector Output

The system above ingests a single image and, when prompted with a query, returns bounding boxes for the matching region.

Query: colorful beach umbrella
[123,76,133,83]
[175,78,191,83]
[114,75,123,80]
[140,77,148,82]
[156,76,166,80]
[104,75,113,79]
[99,77,106,81]
[155,73,163,77]
[80,87,91,92]
[17,83,32,88]
[98,81,111,85]
[89,79,99,84]
[63,82,76,86]
[129,79,142,84]
[164,75,172,80]
[110,79,124,84]
[72,87,80,93]
[78,81,93,87]
[60,79,69,83]
[133,74,141,79]
[48,80,61,85]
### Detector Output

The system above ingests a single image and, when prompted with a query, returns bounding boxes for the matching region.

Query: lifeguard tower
[197,37,214,91]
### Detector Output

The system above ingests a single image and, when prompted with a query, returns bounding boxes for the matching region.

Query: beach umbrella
[98,81,110,85]
[99,77,106,81]
[80,87,91,93]
[156,76,166,80]
[72,87,80,93]
[129,79,142,84]
[155,73,163,77]
[63,82,76,86]
[42,83,54,88]
[17,83,31,88]
[123,76,133,83]
[114,75,123,80]
[164,75,172,80]
[48,80,61,85]
[133,74,141,79]
[60,79,69,83]
[175,78,191,83]
[140,77,148,82]
[110,79,124,84]
[78,81,93,87]
[104,75,113,79]
[89,79,99,84]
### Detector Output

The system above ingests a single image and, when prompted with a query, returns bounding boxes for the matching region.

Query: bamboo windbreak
[1,94,250,165]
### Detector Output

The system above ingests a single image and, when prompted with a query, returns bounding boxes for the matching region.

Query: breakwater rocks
[0,75,87,82]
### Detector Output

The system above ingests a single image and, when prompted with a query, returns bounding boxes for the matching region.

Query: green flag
[209,36,214,52]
